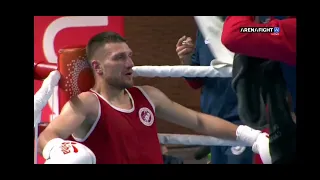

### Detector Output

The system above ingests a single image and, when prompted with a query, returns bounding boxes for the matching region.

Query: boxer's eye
[113,53,126,61]
[112,52,132,61]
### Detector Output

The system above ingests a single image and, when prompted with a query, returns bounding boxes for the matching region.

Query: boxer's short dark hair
[86,31,127,61]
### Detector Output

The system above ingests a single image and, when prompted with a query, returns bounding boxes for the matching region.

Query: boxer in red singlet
[38,31,271,164]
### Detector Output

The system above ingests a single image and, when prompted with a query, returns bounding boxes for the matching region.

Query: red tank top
[72,87,163,164]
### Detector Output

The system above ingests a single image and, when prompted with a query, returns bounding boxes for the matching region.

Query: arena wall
[124,16,200,135]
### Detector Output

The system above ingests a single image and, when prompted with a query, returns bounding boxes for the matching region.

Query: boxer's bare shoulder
[72,92,100,139]
[66,91,99,120]
[138,85,169,107]
[42,91,99,140]
[75,92,100,113]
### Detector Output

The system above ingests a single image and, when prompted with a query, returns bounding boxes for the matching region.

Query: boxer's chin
[122,79,134,89]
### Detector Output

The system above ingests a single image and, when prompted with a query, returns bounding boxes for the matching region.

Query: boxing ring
[33,46,251,164]
[34,16,254,164]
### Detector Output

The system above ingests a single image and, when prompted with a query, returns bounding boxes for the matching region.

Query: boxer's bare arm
[38,92,98,153]
[140,85,238,140]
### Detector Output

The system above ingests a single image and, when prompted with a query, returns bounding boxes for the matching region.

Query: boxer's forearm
[38,129,62,154]
[195,112,262,146]
[195,112,238,141]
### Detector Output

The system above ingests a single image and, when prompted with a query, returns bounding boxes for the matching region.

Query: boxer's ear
[91,60,103,75]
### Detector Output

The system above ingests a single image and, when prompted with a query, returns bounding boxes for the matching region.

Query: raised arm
[221,16,296,65]
[176,33,204,89]
[184,51,204,89]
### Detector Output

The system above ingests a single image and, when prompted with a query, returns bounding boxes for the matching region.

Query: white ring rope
[158,134,247,146]
[133,65,232,78]
[34,65,241,163]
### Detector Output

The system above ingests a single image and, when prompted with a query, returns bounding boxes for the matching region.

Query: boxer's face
[99,42,134,89]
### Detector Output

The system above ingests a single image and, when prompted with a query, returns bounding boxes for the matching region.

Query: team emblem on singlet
[139,107,154,126]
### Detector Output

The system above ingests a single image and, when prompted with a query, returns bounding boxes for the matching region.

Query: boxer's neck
[92,80,129,105]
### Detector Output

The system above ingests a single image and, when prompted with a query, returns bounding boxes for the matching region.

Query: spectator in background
[161,145,168,154]
[194,146,210,162]
[161,145,184,164]
[207,153,211,164]
[175,28,254,164]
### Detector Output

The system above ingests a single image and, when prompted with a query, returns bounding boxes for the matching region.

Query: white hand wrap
[236,125,271,164]
[252,133,272,164]
[236,125,261,146]
[42,138,96,164]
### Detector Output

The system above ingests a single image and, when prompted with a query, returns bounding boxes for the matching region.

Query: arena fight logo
[139,107,154,126]
[34,16,124,123]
